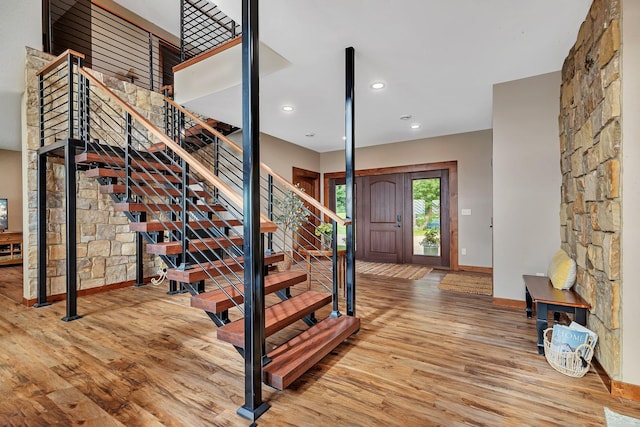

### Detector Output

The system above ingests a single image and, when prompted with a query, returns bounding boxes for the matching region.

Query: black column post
[62,140,80,322]
[345,47,356,317]
[35,71,50,308]
[237,0,269,421]
[134,228,145,287]
[35,152,50,308]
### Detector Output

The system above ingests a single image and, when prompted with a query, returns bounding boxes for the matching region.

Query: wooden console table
[523,274,591,355]
[0,231,23,266]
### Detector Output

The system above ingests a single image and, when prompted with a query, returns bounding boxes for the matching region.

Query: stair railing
[39,52,278,325]
[180,0,241,61]
[164,97,352,314]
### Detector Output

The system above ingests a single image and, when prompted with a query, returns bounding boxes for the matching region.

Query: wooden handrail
[78,67,277,233]
[37,49,85,77]
[165,98,351,227]
[173,36,242,73]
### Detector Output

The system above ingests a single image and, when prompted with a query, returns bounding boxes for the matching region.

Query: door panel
[362,175,403,262]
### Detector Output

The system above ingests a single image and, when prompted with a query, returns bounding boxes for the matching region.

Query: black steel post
[330,220,341,318]
[125,112,133,202]
[149,32,154,91]
[179,111,191,271]
[62,140,81,321]
[237,0,269,421]
[35,152,50,308]
[42,0,52,53]
[180,0,185,62]
[67,54,75,140]
[134,230,145,287]
[345,46,356,317]
[267,175,273,253]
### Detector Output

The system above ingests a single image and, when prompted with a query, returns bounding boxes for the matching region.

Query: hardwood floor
[1,268,640,426]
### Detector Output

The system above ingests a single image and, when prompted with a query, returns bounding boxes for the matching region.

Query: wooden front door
[292,167,321,250]
[361,174,404,263]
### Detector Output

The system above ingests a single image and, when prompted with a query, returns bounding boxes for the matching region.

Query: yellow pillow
[547,249,576,290]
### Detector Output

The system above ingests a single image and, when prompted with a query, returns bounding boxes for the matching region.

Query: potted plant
[420,228,440,256]
[314,222,333,250]
[273,184,310,270]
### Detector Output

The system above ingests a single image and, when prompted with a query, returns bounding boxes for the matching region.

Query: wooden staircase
[74,142,359,391]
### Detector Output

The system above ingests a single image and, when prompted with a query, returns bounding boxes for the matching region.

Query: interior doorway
[292,167,321,250]
[325,162,458,269]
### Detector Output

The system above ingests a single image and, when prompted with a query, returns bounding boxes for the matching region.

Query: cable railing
[38,51,277,320]
[181,0,241,60]
[164,97,351,302]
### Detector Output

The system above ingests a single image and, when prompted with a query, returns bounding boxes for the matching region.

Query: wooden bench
[523,274,591,355]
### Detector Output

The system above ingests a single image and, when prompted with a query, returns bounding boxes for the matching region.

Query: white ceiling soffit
[121,0,593,152]
[0,0,41,151]
[174,42,290,106]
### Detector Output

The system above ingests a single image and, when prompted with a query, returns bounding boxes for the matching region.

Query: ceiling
[1,0,592,153]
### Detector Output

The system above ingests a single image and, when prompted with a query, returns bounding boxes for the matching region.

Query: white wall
[492,72,562,301]
[621,0,640,387]
[320,130,493,268]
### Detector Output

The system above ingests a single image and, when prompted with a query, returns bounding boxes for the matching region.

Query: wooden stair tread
[167,252,285,283]
[190,270,307,313]
[217,291,332,347]
[84,167,195,185]
[76,152,182,173]
[146,235,244,255]
[100,184,208,198]
[263,316,360,390]
[114,202,226,213]
[129,219,242,232]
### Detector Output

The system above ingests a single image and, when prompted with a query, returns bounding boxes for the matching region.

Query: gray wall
[320,130,493,268]
[621,0,640,387]
[492,71,562,301]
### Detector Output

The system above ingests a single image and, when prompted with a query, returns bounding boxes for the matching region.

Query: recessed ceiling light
[370,82,385,90]
[305,132,315,137]
[399,115,412,120]
[342,136,347,140]
[282,105,294,112]
[411,123,421,129]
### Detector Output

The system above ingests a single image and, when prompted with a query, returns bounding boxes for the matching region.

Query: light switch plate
[461,209,471,216]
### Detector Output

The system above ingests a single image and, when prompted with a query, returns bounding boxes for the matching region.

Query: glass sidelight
[411,178,441,257]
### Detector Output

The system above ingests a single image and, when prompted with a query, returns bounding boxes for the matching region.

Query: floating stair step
[99,184,208,198]
[114,202,226,213]
[217,291,332,348]
[190,270,307,313]
[129,219,242,232]
[146,142,167,153]
[85,167,195,185]
[146,235,244,255]
[167,252,285,283]
[76,152,182,173]
[263,316,360,390]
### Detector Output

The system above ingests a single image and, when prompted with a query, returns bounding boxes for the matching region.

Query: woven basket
[543,328,594,378]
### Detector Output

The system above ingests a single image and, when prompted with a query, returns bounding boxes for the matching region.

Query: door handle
[395,224,401,228]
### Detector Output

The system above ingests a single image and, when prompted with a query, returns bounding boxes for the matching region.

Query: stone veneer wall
[24,47,165,300]
[558,0,621,377]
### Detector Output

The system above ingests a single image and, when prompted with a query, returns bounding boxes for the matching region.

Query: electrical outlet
[461,248,467,255]
[461,209,471,216]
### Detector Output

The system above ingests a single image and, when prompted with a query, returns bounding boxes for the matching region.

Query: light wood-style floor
[1,265,640,426]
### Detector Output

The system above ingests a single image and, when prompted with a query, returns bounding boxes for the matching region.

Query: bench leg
[575,308,587,326]
[525,287,533,319]
[536,302,548,355]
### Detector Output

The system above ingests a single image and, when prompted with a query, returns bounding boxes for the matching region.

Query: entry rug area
[355,261,432,280]
[438,272,492,296]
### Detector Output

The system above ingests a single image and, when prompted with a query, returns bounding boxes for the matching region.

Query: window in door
[411,178,441,257]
